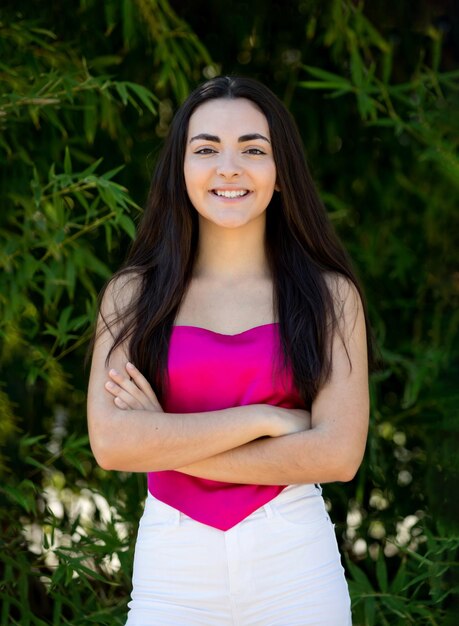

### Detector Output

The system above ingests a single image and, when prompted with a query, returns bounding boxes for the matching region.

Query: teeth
[214,189,248,198]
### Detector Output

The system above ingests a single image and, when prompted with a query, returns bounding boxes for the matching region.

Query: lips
[211,189,250,198]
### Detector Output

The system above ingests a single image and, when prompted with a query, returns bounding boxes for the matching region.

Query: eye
[244,148,266,155]
[194,147,217,155]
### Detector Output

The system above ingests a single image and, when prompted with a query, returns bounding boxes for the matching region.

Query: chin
[201,210,265,231]
[199,213,251,229]
[215,220,249,229]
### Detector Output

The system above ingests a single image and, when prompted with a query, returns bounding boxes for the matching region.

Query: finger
[105,380,120,398]
[124,363,163,411]
[108,369,146,403]
[125,362,159,402]
[105,380,143,410]
[108,366,162,412]
[114,396,129,410]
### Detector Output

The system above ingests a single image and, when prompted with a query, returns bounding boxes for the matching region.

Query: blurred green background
[1,1,458,624]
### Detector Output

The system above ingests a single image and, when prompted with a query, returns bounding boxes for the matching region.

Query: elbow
[312,429,365,483]
[89,434,117,471]
[320,421,367,483]
[336,464,359,483]
[91,443,116,471]
[334,448,365,482]
[87,410,119,471]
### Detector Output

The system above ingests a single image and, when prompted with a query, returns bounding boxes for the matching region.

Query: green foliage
[0,0,458,623]
[0,3,213,622]
[131,0,215,102]
[347,533,459,625]
[291,2,459,622]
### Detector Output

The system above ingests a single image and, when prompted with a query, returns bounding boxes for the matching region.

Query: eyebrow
[189,132,270,144]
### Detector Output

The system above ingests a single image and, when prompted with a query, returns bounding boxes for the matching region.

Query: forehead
[187,98,270,137]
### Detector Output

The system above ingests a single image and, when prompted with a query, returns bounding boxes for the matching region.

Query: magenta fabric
[147,323,304,531]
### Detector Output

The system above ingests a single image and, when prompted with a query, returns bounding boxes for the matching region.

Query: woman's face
[184,98,278,230]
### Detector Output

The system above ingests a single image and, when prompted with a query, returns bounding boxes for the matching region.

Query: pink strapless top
[147,323,304,531]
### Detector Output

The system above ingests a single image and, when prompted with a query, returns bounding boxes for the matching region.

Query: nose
[216,151,242,178]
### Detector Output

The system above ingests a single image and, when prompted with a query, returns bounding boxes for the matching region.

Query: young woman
[87,76,371,625]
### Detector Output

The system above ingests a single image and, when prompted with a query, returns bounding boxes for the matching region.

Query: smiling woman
[184,98,278,230]
[87,76,372,625]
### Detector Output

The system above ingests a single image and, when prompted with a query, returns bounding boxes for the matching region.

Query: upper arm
[87,273,140,455]
[311,275,369,478]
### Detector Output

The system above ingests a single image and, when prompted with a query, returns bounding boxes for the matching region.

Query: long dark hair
[98,76,372,407]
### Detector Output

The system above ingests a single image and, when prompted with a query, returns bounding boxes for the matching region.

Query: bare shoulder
[323,272,361,306]
[98,270,142,333]
[100,270,142,316]
[323,272,363,336]
[90,270,142,386]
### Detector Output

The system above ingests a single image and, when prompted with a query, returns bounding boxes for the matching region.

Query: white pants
[126,484,352,625]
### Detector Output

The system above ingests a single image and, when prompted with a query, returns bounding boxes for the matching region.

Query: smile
[211,189,250,198]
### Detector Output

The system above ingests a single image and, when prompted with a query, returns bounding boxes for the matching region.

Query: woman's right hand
[268,407,311,437]
[105,362,163,412]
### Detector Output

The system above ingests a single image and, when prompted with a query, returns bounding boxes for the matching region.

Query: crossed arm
[87,278,369,485]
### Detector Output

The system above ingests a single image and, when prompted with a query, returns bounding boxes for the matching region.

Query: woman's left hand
[105,362,163,412]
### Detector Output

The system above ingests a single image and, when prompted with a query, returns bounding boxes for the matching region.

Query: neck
[194,217,270,281]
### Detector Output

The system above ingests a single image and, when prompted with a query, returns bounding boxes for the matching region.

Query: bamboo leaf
[346,557,375,592]
[125,82,158,115]
[64,146,72,175]
[376,550,389,592]
[117,213,136,239]
[302,64,352,86]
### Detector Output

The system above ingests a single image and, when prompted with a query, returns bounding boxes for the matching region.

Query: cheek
[184,163,206,194]
[254,161,277,186]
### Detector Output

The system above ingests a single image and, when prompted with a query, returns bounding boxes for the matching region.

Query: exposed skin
[184,97,278,233]
[87,98,369,484]
[88,275,310,474]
